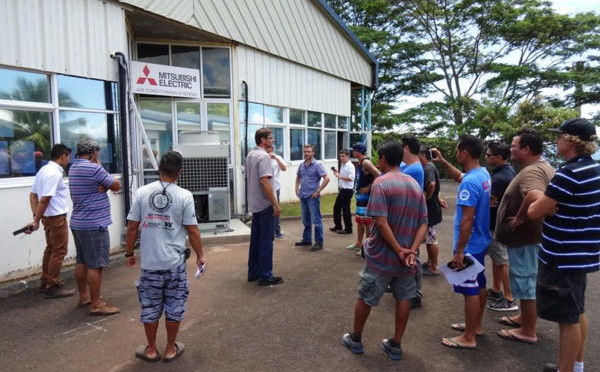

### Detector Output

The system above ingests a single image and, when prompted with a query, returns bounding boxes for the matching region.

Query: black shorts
[536,260,586,324]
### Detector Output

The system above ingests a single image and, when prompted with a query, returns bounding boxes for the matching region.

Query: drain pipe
[110,52,131,222]
[242,81,249,216]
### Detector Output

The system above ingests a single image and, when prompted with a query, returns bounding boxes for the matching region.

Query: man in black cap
[528,118,600,372]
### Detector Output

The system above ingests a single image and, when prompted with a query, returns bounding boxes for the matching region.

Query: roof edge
[315,0,379,89]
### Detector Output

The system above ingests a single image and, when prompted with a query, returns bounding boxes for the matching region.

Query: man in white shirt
[330,149,356,234]
[268,147,287,239]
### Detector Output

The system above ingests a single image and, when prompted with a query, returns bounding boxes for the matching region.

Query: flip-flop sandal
[497,329,537,344]
[346,244,359,250]
[89,303,120,316]
[422,267,440,276]
[450,323,483,336]
[163,341,185,363]
[135,345,161,362]
[77,299,91,308]
[498,316,521,328]
[441,337,476,350]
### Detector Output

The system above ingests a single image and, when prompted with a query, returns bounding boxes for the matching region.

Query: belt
[43,213,67,218]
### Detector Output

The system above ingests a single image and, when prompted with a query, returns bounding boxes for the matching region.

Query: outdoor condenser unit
[175,131,230,231]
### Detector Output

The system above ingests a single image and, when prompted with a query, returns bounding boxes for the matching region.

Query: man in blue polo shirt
[69,138,121,315]
[295,144,330,251]
[528,118,600,372]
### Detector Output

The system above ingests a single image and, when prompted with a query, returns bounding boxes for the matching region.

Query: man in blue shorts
[433,135,491,349]
[528,118,600,372]
[125,151,206,363]
[342,140,428,361]
[69,138,121,315]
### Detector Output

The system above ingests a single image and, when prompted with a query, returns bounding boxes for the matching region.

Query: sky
[395,0,600,119]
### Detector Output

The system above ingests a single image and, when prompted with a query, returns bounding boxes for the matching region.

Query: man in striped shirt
[69,138,121,315]
[342,140,428,361]
[528,118,600,372]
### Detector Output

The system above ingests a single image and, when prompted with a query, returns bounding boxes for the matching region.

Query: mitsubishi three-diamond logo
[136,65,157,85]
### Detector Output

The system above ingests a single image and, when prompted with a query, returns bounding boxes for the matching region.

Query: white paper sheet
[438,254,485,286]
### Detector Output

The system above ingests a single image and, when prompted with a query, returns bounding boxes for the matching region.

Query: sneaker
[409,297,422,309]
[275,233,284,239]
[341,333,364,354]
[258,276,284,286]
[295,240,312,246]
[45,286,75,299]
[543,363,559,372]
[381,338,402,361]
[487,298,519,312]
[487,289,504,302]
[310,243,323,251]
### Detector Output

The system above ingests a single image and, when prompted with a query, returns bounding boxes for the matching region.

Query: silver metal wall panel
[121,0,374,87]
[0,0,127,81]
[238,46,350,116]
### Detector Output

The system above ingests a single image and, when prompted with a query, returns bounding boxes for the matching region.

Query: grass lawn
[279,193,356,217]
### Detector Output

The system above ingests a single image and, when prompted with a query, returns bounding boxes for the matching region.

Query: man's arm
[431,149,463,183]
[359,160,380,194]
[295,175,301,196]
[507,189,544,230]
[29,192,38,215]
[260,176,280,217]
[373,216,415,264]
[125,220,141,268]
[528,194,558,220]
[25,195,51,233]
[108,178,121,192]
[312,174,330,198]
[185,224,206,268]
[453,206,476,269]
[272,154,287,171]
[424,181,435,200]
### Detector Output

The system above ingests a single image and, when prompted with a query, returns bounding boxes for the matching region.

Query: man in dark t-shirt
[418,146,443,276]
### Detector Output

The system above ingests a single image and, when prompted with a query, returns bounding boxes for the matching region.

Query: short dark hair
[255,128,272,145]
[158,151,183,176]
[304,144,315,152]
[339,149,349,156]
[401,134,420,155]
[457,134,482,158]
[419,145,432,161]
[487,141,510,160]
[515,128,543,155]
[377,140,403,167]
[50,144,72,160]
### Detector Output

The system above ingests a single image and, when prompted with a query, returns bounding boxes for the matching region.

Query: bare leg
[354,223,364,247]
[426,243,440,272]
[442,295,479,348]
[501,264,513,300]
[508,300,537,340]
[477,288,486,330]
[87,268,104,308]
[577,313,588,362]
[559,321,583,372]
[491,264,503,294]
[142,321,160,359]
[393,299,411,343]
[352,298,372,338]
[74,264,89,303]
[164,320,181,359]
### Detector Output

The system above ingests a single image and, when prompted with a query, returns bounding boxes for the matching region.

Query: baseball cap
[352,142,366,154]
[76,138,99,155]
[548,118,597,142]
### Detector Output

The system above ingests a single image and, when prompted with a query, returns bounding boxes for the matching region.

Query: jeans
[300,196,323,244]
[248,206,275,280]
[274,189,281,236]
[333,188,353,231]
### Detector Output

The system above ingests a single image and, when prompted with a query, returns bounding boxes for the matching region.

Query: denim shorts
[358,264,416,306]
[537,261,586,324]
[453,251,486,296]
[136,262,189,323]
[488,237,509,265]
[508,244,539,300]
[72,227,110,268]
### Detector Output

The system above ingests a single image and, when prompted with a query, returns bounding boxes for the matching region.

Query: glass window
[207,102,230,144]
[307,111,321,128]
[176,102,201,136]
[57,75,118,111]
[324,131,336,159]
[140,99,173,156]
[324,114,336,129]
[137,43,169,65]
[247,103,264,123]
[266,126,284,157]
[241,124,263,164]
[264,105,283,124]
[307,129,321,160]
[0,109,52,177]
[290,128,305,161]
[290,109,304,125]
[59,111,120,173]
[338,116,348,129]
[202,47,231,98]
[171,45,200,69]
[0,68,50,103]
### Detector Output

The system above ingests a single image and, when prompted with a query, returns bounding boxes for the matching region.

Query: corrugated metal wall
[120,0,373,87]
[0,0,127,81]
[238,46,350,115]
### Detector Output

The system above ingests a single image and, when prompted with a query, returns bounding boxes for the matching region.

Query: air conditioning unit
[175,131,230,232]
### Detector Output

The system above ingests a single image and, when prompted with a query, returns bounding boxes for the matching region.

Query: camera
[429,149,438,159]
[331,167,337,171]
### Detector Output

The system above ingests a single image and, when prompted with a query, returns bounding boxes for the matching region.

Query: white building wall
[0,0,127,82]
[0,0,129,282]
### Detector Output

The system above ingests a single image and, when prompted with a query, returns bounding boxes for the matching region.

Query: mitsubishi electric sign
[131,61,201,98]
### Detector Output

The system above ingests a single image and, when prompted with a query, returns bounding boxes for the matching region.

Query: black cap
[548,118,596,142]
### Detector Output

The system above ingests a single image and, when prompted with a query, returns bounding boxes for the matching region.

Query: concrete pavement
[0,181,598,372]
